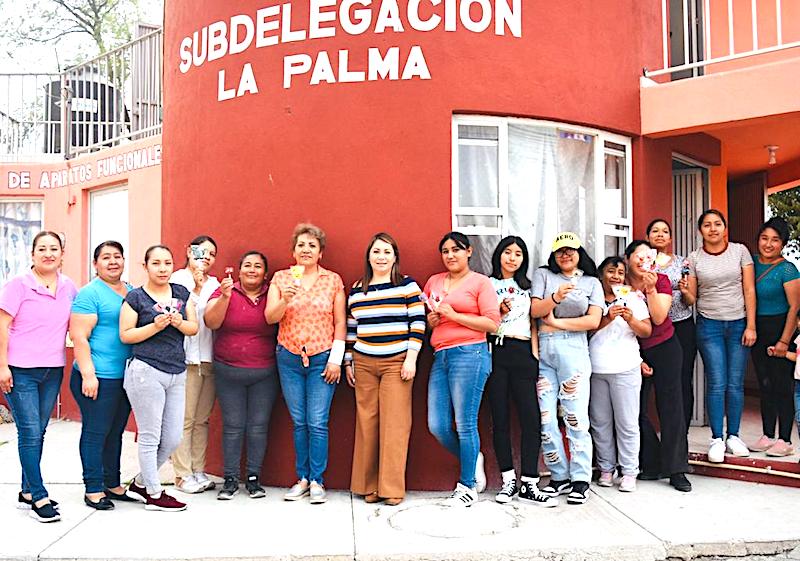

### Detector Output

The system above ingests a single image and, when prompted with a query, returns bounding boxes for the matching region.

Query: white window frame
[452,115,633,262]
[88,184,129,280]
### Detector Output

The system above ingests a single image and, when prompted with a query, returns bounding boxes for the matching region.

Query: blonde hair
[292,223,326,251]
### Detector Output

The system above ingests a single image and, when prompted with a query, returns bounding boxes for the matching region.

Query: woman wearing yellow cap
[531,232,603,505]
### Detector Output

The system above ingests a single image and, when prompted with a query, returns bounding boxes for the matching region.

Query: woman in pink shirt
[0,231,77,523]
[424,232,500,508]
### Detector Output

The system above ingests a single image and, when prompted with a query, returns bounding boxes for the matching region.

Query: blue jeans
[794,381,800,434]
[427,342,491,489]
[5,366,63,502]
[537,332,592,483]
[696,315,748,439]
[69,368,131,493]
[276,346,336,484]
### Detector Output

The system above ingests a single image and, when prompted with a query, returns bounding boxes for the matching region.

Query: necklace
[32,269,55,289]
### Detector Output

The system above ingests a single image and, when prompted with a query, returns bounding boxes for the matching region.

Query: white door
[89,186,129,281]
[672,168,705,426]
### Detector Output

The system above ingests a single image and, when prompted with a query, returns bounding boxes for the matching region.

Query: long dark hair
[360,233,404,294]
[542,247,598,277]
[490,236,531,290]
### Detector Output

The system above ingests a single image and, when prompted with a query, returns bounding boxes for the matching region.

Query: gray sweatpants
[123,358,186,495]
[589,368,641,476]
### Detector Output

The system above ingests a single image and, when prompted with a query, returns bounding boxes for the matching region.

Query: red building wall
[163,1,663,489]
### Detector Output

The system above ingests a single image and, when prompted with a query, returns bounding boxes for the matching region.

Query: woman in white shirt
[169,235,221,493]
[588,257,651,493]
[486,236,556,507]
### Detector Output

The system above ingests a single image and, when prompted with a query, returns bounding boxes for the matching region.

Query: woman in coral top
[266,223,346,505]
[424,232,500,508]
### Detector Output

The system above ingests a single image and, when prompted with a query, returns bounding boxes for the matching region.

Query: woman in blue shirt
[749,217,800,456]
[69,241,134,510]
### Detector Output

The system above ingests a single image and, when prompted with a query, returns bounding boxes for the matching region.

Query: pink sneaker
[749,435,776,452]
[619,475,637,492]
[597,472,614,487]
[766,439,795,457]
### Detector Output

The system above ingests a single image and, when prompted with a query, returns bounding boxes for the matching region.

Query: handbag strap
[756,259,784,284]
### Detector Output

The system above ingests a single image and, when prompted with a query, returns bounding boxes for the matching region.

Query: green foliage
[0,0,143,65]
[768,185,800,258]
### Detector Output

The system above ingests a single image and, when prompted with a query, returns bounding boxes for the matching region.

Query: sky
[0,0,164,73]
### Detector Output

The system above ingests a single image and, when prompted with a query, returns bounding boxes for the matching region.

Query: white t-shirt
[589,291,650,374]
[794,334,800,381]
[491,277,532,339]
[170,268,220,364]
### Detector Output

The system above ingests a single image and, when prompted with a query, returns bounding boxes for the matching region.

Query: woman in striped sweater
[345,233,425,506]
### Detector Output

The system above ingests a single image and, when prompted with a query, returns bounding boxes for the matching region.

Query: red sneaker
[126,480,149,504]
[145,491,187,512]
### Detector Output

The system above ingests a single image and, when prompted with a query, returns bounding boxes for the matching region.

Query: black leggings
[486,337,541,478]
[752,314,796,442]
[640,335,689,476]
[672,317,697,430]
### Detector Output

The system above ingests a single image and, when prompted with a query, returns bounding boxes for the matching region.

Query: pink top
[270,266,344,357]
[423,271,500,352]
[0,272,78,367]
[209,282,276,369]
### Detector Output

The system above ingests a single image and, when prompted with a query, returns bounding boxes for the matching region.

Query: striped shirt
[687,242,753,321]
[345,277,425,360]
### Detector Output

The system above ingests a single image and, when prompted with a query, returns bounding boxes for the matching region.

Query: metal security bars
[0,28,162,161]
[646,0,800,78]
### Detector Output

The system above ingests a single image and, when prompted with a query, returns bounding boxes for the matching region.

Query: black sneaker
[217,476,239,500]
[18,492,59,511]
[518,480,559,508]
[541,479,572,498]
[29,501,61,523]
[567,481,590,505]
[245,474,266,499]
[494,479,518,504]
[669,473,692,492]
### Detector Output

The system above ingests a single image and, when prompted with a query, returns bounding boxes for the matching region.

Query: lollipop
[570,269,583,286]
[611,284,632,300]
[419,293,440,312]
[640,248,657,271]
[225,266,234,279]
[290,265,304,286]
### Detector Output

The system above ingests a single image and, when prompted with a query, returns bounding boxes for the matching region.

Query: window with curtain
[452,116,632,274]
[0,199,44,285]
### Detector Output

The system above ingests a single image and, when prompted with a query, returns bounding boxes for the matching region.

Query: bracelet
[779,339,790,345]
[551,293,561,305]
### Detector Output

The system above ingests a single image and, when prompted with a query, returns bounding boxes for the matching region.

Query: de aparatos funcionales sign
[177,0,523,100]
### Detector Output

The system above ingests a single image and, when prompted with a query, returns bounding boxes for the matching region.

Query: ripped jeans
[537,331,593,483]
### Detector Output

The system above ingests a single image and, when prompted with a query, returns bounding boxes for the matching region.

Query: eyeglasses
[555,248,577,257]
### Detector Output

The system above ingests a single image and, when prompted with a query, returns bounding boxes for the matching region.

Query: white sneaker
[474,452,486,493]
[284,479,310,501]
[708,438,725,463]
[442,483,478,508]
[175,474,203,494]
[309,482,327,504]
[193,472,216,491]
[726,435,750,457]
[619,475,637,492]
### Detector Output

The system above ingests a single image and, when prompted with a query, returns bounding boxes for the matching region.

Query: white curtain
[0,201,42,285]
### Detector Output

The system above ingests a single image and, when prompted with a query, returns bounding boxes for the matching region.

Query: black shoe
[84,495,115,510]
[217,476,239,500]
[245,474,266,499]
[567,481,590,505]
[29,501,61,523]
[518,480,559,507]
[540,479,572,498]
[494,479,518,504]
[669,473,692,492]
[104,488,140,502]
[636,472,662,481]
[18,492,58,511]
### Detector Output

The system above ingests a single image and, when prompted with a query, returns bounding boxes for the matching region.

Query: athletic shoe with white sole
[518,480,558,507]
[442,483,478,508]
[567,481,590,505]
[708,438,725,463]
[541,479,572,498]
[726,435,750,457]
[495,479,518,504]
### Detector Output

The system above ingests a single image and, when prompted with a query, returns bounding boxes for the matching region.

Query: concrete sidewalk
[2,420,800,561]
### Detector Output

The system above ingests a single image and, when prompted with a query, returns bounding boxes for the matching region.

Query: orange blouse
[271,266,343,358]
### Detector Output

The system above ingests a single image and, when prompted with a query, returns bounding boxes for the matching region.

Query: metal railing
[0,28,162,161]
[645,0,800,78]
